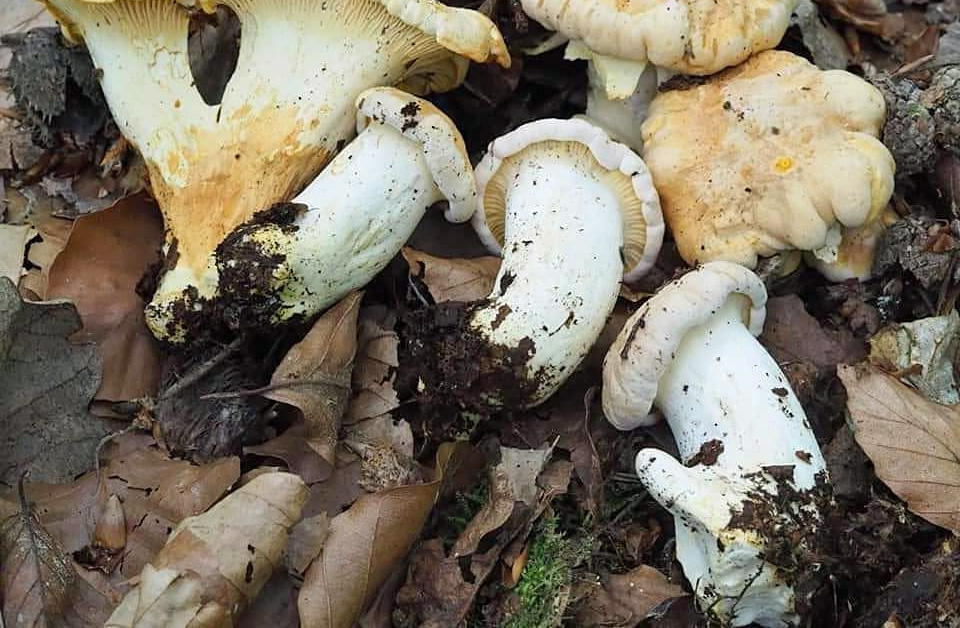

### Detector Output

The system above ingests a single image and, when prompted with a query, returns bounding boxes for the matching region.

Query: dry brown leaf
[301,455,365,520]
[237,570,299,628]
[266,292,362,465]
[105,471,307,628]
[245,421,331,484]
[287,513,330,575]
[574,565,685,627]
[402,247,501,303]
[346,306,400,424]
[452,445,552,558]
[0,277,119,484]
[839,364,960,534]
[15,437,240,584]
[761,295,867,368]
[1,487,111,627]
[297,443,460,628]
[45,194,164,402]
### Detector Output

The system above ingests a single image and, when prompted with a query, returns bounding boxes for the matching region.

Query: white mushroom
[39,0,508,342]
[213,87,477,327]
[407,118,664,412]
[603,261,832,628]
[519,0,800,149]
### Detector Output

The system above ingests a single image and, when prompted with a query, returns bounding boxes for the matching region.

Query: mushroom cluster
[39,0,509,342]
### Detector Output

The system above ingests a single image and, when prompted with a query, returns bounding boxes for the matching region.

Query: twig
[160,337,244,400]
[199,375,350,400]
[891,53,935,77]
[94,424,140,484]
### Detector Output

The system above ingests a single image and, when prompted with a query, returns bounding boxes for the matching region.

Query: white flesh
[472,142,625,406]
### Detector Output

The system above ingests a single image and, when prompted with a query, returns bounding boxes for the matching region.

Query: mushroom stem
[471,140,627,396]
[199,87,477,331]
[406,119,663,413]
[655,297,821,483]
[603,262,832,627]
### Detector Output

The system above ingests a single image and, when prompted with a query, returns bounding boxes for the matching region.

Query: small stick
[160,337,244,401]
[199,375,351,401]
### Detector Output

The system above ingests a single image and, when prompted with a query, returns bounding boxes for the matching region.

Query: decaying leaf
[402,247,501,303]
[236,570,299,628]
[266,292,362,465]
[869,311,960,405]
[287,513,330,576]
[0,277,117,484]
[343,415,418,492]
[1,485,111,627]
[761,294,867,369]
[11,435,240,584]
[346,306,400,424]
[0,223,35,284]
[46,195,164,402]
[104,472,308,628]
[245,421,332,484]
[793,0,852,70]
[297,443,459,628]
[839,364,960,534]
[17,211,72,298]
[574,566,686,627]
[453,445,552,557]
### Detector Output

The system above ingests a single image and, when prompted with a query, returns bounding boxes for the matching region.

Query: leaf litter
[3,0,960,624]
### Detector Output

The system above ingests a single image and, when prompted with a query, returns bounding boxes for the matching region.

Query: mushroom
[39,0,508,342]
[406,118,664,412]
[641,50,896,281]
[602,261,832,627]
[211,87,477,329]
[519,0,799,149]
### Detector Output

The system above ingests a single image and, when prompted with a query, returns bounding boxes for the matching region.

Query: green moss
[505,516,593,628]
[441,479,489,551]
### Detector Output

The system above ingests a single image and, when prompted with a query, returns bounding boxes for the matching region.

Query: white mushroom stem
[576,58,659,151]
[603,262,831,628]
[211,87,476,326]
[471,143,627,405]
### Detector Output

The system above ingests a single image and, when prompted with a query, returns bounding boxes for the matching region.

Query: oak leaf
[402,247,500,303]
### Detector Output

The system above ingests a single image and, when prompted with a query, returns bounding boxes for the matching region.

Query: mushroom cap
[43,0,509,67]
[356,87,476,222]
[473,118,664,282]
[602,261,767,430]
[641,50,896,271]
[520,0,798,76]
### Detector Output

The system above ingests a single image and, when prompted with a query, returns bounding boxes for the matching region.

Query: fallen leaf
[104,472,308,628]
[266,292,362,465]
[761,294,867,368]
[793,0,852,70]
[1,486,111,627]
[346,306,400,424]
[245,420,332,484]
[297,443,460,628]
[287,512,330,575]
[574,566,686,627]
[18,212,72,298]
[839,363,960,534]
[46,195,164,402]
[0,223,35,283]
[343,415,418,492]
[9,435,240,584]
[0,277,120,484]
[402,247,501,303]
[453,445,552,557]
[869,311,960,405]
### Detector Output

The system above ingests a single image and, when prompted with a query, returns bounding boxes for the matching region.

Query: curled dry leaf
[46,194,164,402]
[265,292,362,465]
[287,513,330,576]
[297,443,460,628]
[1,487,110,627]
[245,420,332,484]
[105,471,308,628]
[452,445,552,558]
[761,294,867,369]
[574,565,685,627]
[839,363,960,534]
[0,277,117,484]
[18,212,72,299]
[402,247,501,303]
[346,306,400,424]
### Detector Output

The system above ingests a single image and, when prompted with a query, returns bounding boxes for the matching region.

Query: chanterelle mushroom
[212,87,477,328]
[602,261,832,627]
[38,0,508,342]
[406,118,664,413]
[642,50,896,281]
[519,0,799,149]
